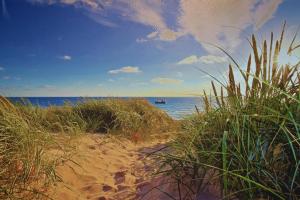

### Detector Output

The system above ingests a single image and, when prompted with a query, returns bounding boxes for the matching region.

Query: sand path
[48,134,170,200]
[48,134,219,200]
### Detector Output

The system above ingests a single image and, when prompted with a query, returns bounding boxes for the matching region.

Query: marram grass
[0,97,174,199]
[160,22,300,199]
[0,96,58,199]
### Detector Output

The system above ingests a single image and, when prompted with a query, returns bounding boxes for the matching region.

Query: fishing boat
[155,98,166,104]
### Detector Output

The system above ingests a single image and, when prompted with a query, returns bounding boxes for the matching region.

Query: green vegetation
[17,98,174,137]
[0,97,174,199]
[0,96,59,199]
[160,23,300,199]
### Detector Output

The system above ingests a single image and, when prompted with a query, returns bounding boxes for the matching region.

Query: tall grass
[160,23,300,199]
[0,97,58,199]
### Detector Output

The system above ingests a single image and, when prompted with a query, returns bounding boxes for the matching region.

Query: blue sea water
[8,97,204,119]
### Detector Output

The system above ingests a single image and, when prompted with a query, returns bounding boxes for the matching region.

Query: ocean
[8,97,204,119]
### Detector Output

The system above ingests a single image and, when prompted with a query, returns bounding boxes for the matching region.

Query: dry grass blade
[228,64,236,96]
[251,35,262,96]
[261,40,268,96]
[211,81,221,108]
[272,41,280,84]
[203,90,210,113]
[268,32,274,81]
[279,21,286,51]
[221,87,225,107]
[252,34,261,70]
[245,55,252,98]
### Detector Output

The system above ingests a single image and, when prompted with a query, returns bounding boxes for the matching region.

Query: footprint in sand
[114,171,126,185]
[88,145,97,150]
[102,184,113,192]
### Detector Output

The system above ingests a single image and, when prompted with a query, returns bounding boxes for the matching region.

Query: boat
[155,98,166,104]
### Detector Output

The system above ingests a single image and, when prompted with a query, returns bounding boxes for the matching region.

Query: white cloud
[178,0,283,53]
[177,55,227,65]
[0,66,4,71]
[2,76,10,80]
[151,77,183,85]
[108,66,141,74]
[147,31,159,39]
[60,55,72,60]
[177,55,198,65]
[97,83,103,87]
[28,0,182,42]
[28,0,283,52]
[124,1,182,41]
[198,55,227,64]
[28,0,102,9]
[253,0,283,29]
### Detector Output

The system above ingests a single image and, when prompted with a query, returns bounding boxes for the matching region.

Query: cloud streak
[1,0,9,19]
[108,66,141,74]
[177,55,228,65]
[60,55,72,60]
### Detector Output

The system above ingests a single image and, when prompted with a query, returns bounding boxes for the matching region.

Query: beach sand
[47,134,219,200]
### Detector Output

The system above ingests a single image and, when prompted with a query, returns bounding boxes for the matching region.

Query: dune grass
[160,23,300,199]
[73,98,174,137]
[0,97,60,199]
[0,97,174,199]
[16,98,174,137]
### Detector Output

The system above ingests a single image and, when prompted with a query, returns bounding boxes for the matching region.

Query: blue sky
[0,0,299,97]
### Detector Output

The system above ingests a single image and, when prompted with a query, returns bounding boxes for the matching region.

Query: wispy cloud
[2,76,10,80]
[28,0,283,52]
[108,66,141,74]
[151,77,183,85]
[28,0,182,42]
[2,0,9,19]
[178,0,283,53]
[177,55,228,65]
[199,55,227,64]
[28,0,102,9]
[177,55,198,65]
[0,66,4,71]
[60,55,72,61]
